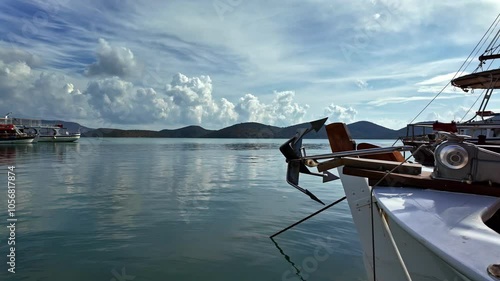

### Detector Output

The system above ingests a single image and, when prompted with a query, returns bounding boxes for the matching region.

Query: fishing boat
[402,16,500,165]
[274,15,500,281]
[0,124,36,144]
[278,118,500,281]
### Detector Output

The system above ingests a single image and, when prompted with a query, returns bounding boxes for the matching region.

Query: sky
[0,0,500,130]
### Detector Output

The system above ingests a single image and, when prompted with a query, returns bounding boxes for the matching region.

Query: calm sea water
[0,137,395,281]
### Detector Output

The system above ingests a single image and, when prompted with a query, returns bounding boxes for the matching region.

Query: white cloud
[323,103,357,123]
[355,79,368,89]
[0,48,42,67]
[0,69,93,121]
[416,72,458,86]
[368,95,462,107]
[86,38,138,78]
[235,91,308,126]
[415,72,469,94]
[0,61,31,89]
[84,77,172,124]
[425,106,471,123]
[81,73,308,127]
[164,73,237,126]
[164,74,308,127]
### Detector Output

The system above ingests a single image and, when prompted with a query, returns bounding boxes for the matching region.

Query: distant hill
[158,126,214,138]
[14,116,419,139]
[202,123,281,138]
[198,120,401,139]
[74,120,410,139]
[82,126,215,138]
[82,128,158,138]
[348,121,401,139]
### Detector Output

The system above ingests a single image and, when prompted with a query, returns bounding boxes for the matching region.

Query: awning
[451,68,500,89]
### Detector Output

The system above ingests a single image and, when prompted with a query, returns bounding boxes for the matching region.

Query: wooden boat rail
[322,122,500,198]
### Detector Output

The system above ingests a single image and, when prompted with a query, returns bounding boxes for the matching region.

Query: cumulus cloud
[0,48,42,67]
[426,106,471,123]
[32,73,93,119]
[0,65,93,120]
[81,73,236,126]
[0,61,31,90]
[162,74,308,127]
[84,77,172,124]
[82,73,309,127]
[217,98,238,122]
[0,51,312,128]
[164,73,238,126]
[323,103,357,123]
[235,91,308,126]
[86,38,138,77]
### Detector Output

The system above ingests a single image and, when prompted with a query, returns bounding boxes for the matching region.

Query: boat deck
[375,187,500,280]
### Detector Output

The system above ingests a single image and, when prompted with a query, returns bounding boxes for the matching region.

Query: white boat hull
[0,136,35,144]
[37,134,80,142]
[336,168,497,281]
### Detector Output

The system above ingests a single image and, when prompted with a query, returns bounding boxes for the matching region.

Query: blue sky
[0,0,499,130]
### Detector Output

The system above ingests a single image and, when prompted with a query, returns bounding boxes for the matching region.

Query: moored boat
[11,118,81,143]
[0,124,36,144]
[31,124,81,143]
[274,14,500,281]
[277,119,500,281]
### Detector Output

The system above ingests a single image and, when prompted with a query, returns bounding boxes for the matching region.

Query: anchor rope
[368,144,426,281]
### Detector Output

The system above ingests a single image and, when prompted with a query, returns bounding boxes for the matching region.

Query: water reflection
[224,143,278,150]
[0,138,368,281]
[0,145,18,165]
[271,238,307,281]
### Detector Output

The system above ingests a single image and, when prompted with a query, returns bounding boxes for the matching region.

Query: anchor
[279,117,338,205]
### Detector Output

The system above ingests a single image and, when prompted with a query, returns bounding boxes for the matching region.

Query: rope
[368,144,426,281]
[270,196,347,238]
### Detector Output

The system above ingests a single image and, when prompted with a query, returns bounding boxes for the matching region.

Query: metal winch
[433,132,500,184]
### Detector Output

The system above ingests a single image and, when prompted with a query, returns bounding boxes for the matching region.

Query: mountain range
[63,120,413,139]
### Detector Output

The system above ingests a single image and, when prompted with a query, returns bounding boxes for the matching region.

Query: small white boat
[31,124,81,143]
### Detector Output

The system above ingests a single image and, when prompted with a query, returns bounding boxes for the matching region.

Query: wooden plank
[318,157,421,175]
[317,158,344,171]
[343,167,500,197]
[325,123,356,152]
[357,142,405,162]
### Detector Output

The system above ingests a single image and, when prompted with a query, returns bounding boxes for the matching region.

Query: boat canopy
[451,68,500,90]
[0,124,15,130]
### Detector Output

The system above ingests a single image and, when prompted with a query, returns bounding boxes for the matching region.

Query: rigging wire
[407,13,500,125]
[483,28,500,55]
[460,90,484,122]
[470,17,500,73]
